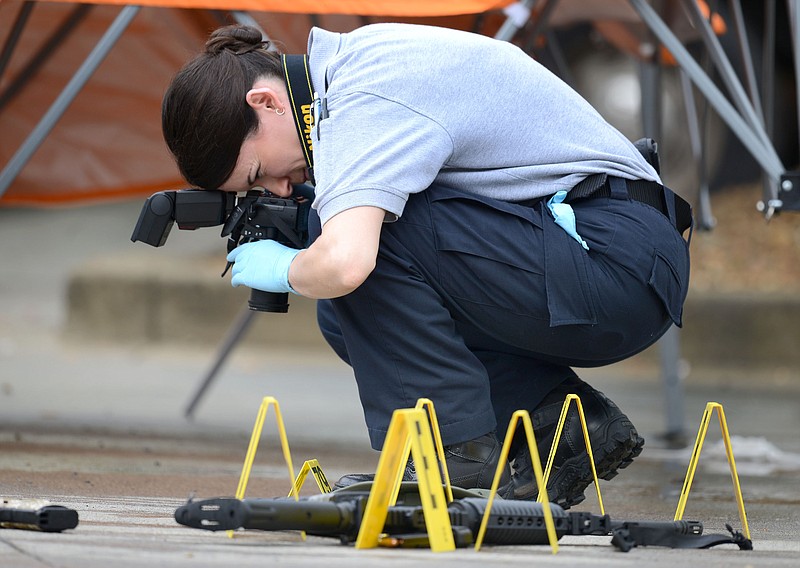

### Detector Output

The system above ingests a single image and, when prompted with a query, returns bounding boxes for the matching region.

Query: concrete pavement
[1,198,799,566]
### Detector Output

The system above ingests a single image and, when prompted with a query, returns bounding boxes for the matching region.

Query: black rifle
[1,499,79,532]
[174,490,751,552]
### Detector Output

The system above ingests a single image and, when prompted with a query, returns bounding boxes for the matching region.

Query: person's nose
[263,176,293,198]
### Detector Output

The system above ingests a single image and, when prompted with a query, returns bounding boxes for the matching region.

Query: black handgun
[1,498,79,532]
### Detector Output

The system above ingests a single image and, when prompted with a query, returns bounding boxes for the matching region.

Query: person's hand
[226,240,302,294]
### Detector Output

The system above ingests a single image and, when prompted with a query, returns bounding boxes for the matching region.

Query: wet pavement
[1,199,799,566]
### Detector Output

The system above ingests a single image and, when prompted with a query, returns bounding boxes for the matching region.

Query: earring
[275,108,285,116]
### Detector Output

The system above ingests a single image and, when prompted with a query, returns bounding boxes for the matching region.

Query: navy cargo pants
[314,181,690,450]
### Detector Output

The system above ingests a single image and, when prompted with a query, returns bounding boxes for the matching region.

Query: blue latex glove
[546,190,589,251]
[226,240,302,294]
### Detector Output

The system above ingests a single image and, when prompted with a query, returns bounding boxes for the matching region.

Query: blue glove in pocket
[546,190,589,251]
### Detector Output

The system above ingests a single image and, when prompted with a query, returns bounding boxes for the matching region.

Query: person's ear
[246,87,281,113]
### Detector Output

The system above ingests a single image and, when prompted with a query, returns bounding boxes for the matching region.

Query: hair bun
[205,25,270,56]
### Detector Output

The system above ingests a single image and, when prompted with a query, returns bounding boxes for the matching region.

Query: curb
[64,253,800,371]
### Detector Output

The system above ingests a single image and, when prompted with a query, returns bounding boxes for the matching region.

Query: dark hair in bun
[162,25,283,190]
[205,24,269,56]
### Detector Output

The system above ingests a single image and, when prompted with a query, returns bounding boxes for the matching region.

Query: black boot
[511,376,645,508]
[333,461,416,488]
[333,432,515,498]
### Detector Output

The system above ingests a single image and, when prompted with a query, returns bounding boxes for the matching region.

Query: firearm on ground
[175,490,751,552]
[1,498,79,532]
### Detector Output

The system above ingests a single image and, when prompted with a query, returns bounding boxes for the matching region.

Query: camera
[131,186,313,313]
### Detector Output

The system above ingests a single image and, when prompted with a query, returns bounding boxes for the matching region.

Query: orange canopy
[1,0,668,206]
[0,1,516,206]
[40,0,515,17]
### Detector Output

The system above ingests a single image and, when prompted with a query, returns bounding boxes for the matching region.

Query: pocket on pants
[428,188,550,320]
[648,250,689,327]
[541,204,598,327]
[428,185,598,326]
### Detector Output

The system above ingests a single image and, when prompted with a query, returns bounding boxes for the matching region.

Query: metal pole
[679,0,772,159]
[629,0,784,183]
[639,10,687,442]
[762,0,778,209]
[521,0,559,54]
[184,307,257,418]
[0,0,34,79]
[0,5,141,198]
[494,0,540,42]
[659,325,686,444]
[0,4,93,113]
[680,68,715,229]
[789,0,800,154]
[727,0,765,121]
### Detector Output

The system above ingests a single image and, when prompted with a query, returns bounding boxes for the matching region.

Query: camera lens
[249,290,289,313]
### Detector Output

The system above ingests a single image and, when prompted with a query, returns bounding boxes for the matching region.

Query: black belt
[565,173,693,235]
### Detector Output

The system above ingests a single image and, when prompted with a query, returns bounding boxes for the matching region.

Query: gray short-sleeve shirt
[307,24,659,226]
